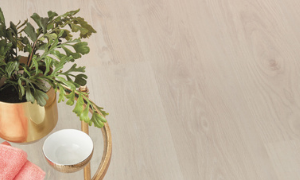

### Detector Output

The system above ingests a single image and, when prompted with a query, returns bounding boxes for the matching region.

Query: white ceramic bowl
[42,129,94,173]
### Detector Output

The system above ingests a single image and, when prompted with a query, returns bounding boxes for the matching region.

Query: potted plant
[0,8,108,143]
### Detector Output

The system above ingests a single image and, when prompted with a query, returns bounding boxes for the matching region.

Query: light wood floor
[2,0,300,179]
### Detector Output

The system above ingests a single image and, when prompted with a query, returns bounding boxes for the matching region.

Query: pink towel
[14,161,46,180]
[0,142,45,180]
[0,143,27,180]
[1,141,10,146]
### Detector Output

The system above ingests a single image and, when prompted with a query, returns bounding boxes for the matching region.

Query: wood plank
[1,0,300,179]
[266,140,300,180]
[87,62,184,180]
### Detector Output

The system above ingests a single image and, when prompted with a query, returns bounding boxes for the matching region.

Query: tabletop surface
[2,0,300,179]
[1,102,105,180]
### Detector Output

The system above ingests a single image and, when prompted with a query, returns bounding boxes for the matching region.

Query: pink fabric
[1,141,11,146]
[0,141,45,180]
[14,161,46,180]
[0,144,27,180]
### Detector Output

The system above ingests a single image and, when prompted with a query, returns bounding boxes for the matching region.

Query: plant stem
[27,40,37,66]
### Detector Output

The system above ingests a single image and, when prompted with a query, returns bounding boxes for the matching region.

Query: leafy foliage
[0,8,108,128]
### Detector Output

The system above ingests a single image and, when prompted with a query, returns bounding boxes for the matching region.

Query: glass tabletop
[0,102,109,180]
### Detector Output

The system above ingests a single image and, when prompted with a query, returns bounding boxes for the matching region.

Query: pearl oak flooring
[1,0,300,179]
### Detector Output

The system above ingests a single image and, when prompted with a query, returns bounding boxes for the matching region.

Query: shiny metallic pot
[0,87,58,143]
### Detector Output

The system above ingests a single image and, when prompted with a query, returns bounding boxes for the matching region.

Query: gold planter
[0,88,58,143]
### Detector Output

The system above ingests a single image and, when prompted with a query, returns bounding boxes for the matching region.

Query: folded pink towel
[1,141,10,146]
[0,142,45,180]
[0,143,27,180]
[14,161,46,180]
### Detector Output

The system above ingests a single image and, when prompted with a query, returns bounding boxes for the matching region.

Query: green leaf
[98,112,107,122]
[65,64,85,73]
[32,79,49,92]
[22,67,31,76]
[0,8,5,27]
[51,50,66,60]
[34,89,49,106]
[21,36,29,44]
[91,112,105,128]
[24,43,33,53]
[72,17,96,38]
[0,60,6,66]
[73,42,90,55]
[47,22,54,30]
[24,22,37,42]
[74,74,87,86]
[43,33,57,41]
[10,21,17,35]
[52,62,64,74]
[0,40,12,57]
[56,76,76,89]
[70,23,88,34]
[31,13,41,26]
[37,43,47,51]
[65,90,75,105]
[29,55,39,74]
[61,29,72,40]
[51,54,74,74]
[31,13,49,34]
[57,84,65,103]
[58,29,64,37]
[62,46,81,59]
[25,86,35,103]
[95,105,109,117]
[44,56,53,75]
[16,20,21,26]
[62,9,80,17]
[48,11,58,20]
[6,29,16,47]
[5,61,18,78]
[53,16,61,23]
[17,40,25,51]
[40,17,49,34]
[0,39,6,46]
[73,94,84,116]
[18,79,25,98]
[80,103,90,123]
[0,25,6,36]
[17,19,28,30]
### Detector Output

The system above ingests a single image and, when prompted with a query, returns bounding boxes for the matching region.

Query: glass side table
[0,86,112,180]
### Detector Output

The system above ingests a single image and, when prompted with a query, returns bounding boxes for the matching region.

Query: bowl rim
[42,129,94,166]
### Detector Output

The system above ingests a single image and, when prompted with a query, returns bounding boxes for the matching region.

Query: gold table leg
[61,85,112,179]
[82,121,91,180]
[76,86,112,180]
[79,86,92,180]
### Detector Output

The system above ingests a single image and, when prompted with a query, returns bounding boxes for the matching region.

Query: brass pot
[0,87,58,143]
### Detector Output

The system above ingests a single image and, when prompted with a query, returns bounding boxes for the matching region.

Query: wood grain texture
[1,0,300,179]
[265,140,300,180]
